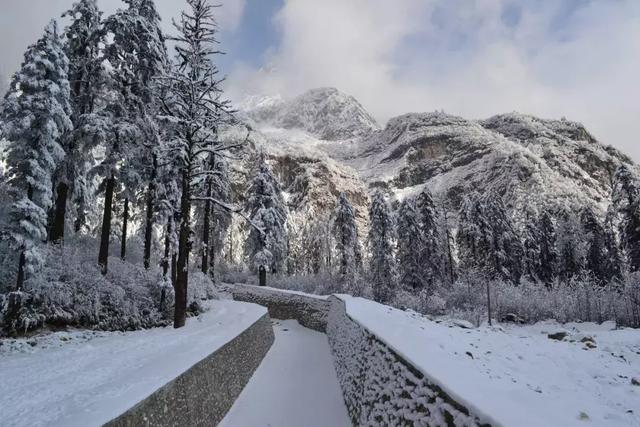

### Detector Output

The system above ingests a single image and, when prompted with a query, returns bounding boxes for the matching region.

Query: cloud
[0,0,245,88]
[226,0,640,160]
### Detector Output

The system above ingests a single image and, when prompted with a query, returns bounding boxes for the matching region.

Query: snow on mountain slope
[244,87,380,141]
[239,88,639,224]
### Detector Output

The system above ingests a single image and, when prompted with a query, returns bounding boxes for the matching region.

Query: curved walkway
[219,319,350,427]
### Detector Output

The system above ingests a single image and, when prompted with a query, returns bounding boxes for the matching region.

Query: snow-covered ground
[341,296,640,427]
[220,319,350,427]
[0,300,267,427]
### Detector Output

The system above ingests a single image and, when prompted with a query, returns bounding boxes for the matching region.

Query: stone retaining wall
[326,296,491,427]
[225,286,493,426]
[104,312,274,427]
[231,284,330,332]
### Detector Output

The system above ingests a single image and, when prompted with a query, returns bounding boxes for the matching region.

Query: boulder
[547,332,568,341]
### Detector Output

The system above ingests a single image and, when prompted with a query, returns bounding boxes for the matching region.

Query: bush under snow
[0,236,218,336]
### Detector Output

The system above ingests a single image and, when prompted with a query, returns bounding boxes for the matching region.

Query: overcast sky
[1,0,639,160]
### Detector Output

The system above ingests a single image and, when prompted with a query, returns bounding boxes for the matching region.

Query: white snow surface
[340,295,640,427]
[0,300,267,427]
[220,319,350,427]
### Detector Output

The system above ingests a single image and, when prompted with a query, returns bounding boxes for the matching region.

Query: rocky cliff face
[237,88,638,229]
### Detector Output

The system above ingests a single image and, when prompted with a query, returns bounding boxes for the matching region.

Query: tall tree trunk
[486,279,492,326]
[120,197,129,261]
[15,251,26,291]
[16,184,35,289]
[143,156,158,269]
[163,219,172,278]
[227,226,233,264]
[210,219,216,279]
[74,205,86,234]
[443,208,455,285]
[50,182,69,244]
[201,181,212,275]
[174,172,191,329]
[98,177,115,275]
[171,252,177,287]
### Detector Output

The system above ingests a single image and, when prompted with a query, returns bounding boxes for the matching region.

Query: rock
[451,319,475,329]
[465,351,474,359]
[188,301,203,316]
[548,332,568,341]
[501,313,525,324]
[632,377,640,386]
[578,412,590,421]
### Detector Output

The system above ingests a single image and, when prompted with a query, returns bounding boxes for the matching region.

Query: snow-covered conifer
[556,208,585,282]
[367,190,396,303]
[416,188,443,288]
[156,0,239,328]
[332,192,362,285]
[396,198,424,292]
[538,210,558,284]
[95,0,167,269]
[612,165,640,272]
[603,207,624,282]
[244,154,288,274]
[1,21,72,288]
[457,192,522,283]
[522,210,542,282]
[580,207,607,284]
[48,0,106,240]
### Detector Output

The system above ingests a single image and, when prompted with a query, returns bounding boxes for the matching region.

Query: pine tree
[302,217,332,275]
[457,192,522,283]
[244,154,288,274]
[556,208,585,282]
[207,156,232,276]
[95,0,167,271]
[604,207,624,282]
[457,193,491,276]
[522,210,542,281]
[416,188,443,288]
[1,21,72,289]
[438,198,456,284]
[157,0,239,328]
[332,192,362,286]
[612,165,640,272]
[483,192,523,283]
[51,0,106,241]
[396,198,424,292]
[538,210,558,284]
[367,190,396,302]
[580,207,607,284]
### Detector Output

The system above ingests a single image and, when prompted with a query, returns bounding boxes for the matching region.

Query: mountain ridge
[237,87,638,232]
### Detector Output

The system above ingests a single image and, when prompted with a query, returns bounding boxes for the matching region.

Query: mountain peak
[243,87,380,140]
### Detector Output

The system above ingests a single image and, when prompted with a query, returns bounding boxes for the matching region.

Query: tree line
[265,164,640,308]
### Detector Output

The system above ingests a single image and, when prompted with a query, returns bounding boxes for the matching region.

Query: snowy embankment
[0,300,267,427]
[341,296,640,427]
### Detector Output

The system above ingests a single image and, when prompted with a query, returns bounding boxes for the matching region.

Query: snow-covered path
[220,319,350,427]
[0,300,266,427]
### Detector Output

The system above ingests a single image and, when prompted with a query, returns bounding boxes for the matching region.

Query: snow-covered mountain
[244,87,380,141]
[238,88,639,228]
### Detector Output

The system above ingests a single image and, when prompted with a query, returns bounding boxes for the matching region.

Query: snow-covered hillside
[239,88,639,225]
